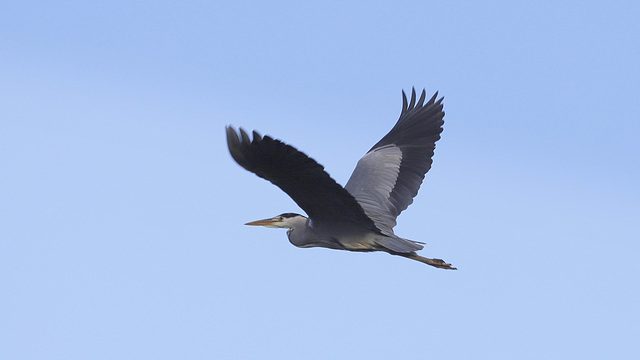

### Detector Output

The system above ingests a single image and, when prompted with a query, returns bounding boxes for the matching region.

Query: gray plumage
[226,88,455,269]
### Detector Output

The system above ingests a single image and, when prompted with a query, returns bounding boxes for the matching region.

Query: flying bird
[226,89,455,269]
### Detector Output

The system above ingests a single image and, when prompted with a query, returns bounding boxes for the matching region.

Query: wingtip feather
[417,89,427,107]
[226,126,240,148]
[408,88,417,109]
[239,128,251,144]
[402,90,408,112]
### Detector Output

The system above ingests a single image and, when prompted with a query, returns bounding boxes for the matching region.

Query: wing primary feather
[408,87,417,109]
[402,90,408,112]
[428,91,439,106]
[240,128,251,143]
[417,89,427,107]
[251,130,262,142]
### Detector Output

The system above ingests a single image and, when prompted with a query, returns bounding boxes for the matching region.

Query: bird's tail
[374,235,424,253]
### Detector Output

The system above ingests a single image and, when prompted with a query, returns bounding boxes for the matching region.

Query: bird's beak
[245,218,277,226]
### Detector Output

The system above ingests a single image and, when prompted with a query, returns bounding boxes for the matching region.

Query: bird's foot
[425,258,457,270]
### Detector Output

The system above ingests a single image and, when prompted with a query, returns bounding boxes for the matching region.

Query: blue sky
[2,1,639,359]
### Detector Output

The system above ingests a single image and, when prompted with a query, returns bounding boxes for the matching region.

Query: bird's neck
[285,216,312,247]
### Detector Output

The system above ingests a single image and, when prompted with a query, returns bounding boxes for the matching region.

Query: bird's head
[245,213,307,229]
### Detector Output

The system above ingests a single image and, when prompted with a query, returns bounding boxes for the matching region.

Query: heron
[226,88,455,269]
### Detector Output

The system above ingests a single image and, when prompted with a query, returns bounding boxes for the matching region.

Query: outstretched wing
[226,126,379,231]
[344,88,444,235]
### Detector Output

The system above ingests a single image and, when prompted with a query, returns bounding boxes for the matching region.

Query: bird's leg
[402,252,457,270]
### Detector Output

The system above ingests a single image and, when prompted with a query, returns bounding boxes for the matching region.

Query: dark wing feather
[345,89,444,233]
[226,126,379,231]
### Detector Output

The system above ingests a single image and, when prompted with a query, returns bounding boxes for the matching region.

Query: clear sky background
[2,1,639,359]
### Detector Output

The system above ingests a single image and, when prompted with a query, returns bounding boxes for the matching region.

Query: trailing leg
[398,252,457,270]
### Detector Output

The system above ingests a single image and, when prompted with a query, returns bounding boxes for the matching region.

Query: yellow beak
[245,218,277,226]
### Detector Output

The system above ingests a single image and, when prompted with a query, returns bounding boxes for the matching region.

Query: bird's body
[227,89,455,269]
[278,215,392,251]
